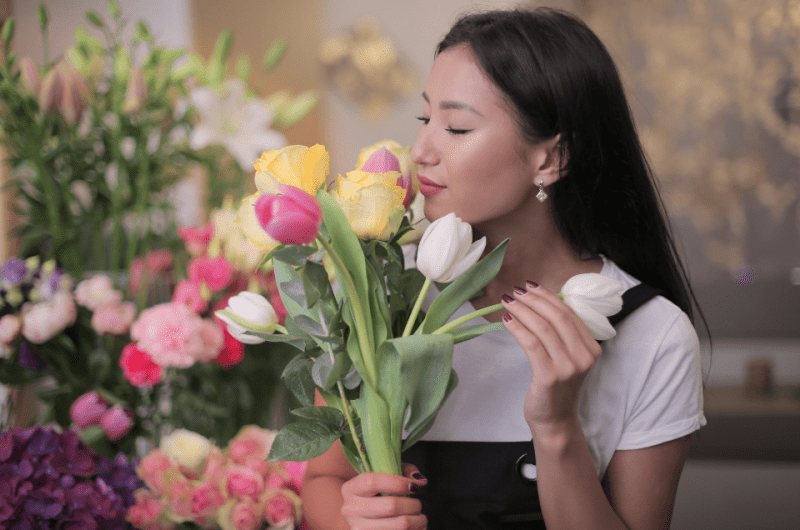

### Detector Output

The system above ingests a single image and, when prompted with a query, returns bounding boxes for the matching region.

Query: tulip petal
[440,236,486,282]
[563,298,617,340]
[362,146,401,173]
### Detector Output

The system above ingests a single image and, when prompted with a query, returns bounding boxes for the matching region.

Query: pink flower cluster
[129,426,305,530]
[75,274,138,337]
[69,391,134,442]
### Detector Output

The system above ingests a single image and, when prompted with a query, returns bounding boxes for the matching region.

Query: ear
[529,134,562,186]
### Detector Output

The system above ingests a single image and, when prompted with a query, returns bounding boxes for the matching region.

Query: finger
[501,308,553,375]
[341,494,424,519]
[347,514,428,530]
[342,472,418,498]
[502,291,566,364]
[401,463,428,488]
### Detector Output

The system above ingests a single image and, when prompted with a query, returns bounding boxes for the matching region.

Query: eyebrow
[422,92,484,117]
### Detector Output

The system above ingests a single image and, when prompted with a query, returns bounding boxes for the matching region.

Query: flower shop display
[0,425,141,530]
[128,426,305,530]
[216,139,625,477]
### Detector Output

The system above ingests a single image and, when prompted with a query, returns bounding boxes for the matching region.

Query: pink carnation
[91,301,137,335]
[130,302,223,368]
[74,275,123,310]
[120,342,163,387]
[188,256,233,292]
[21,291,77,343]
[172,279,207,313]
[178,223,213,256]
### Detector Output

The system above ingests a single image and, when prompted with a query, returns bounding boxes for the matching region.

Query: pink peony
[74,275,123,310]
[227,426,276,465]
[0,314,22,344]
[178,223,214,256]
[172,279,208,313]
[127,489,167,528]
[261,488,302,528]
[225,464,265,501]
[70,391,108,428]
[120,342,163,387]
[91,301,137,335]
[101,404,133,441]
[188,256,233,292]
[254,184,322,245]
[130,302,223,368]
[21,291,77,343]
[138,449,174,495]
[190,480,227,524]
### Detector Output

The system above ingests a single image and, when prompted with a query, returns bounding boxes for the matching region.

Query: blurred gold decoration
[534,0,800,273]
[320,17,417,122]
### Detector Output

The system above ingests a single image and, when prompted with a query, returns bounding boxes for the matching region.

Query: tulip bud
[361,146,401,173]
[70,391,108,429]
[216,291,278,344]
[100,404,133,441]
[559,273,623,341]
[254,184,322,245]
[122,67,147,115]
[416,212,486,282]
[397,167,414,210]
[19,57,41,96]
[38,67,64,112]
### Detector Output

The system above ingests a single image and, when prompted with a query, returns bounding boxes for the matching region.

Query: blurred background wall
[6,0,800,528]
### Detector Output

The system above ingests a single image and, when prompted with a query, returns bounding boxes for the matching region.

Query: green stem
[33,154,64,253]
[336,378,371,473]
[215,310,287,334]
[432,303,504,335]
[315,235,377,389]
[402,276,431,337]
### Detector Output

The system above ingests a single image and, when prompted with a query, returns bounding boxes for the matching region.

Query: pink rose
[0,314,22,344]
[74,275,122,310]
[162,470,194,520]
[21,291,77,343]
[127,489,167,528]
[101,404,133,441]
[229,498,262,530]
[188,256,233,292]
[261,488,301,528]
[203,447,229,489]
[226,464,265,500]
[254,184,322,245]
[190,480,227,524]
[178,223,214,256]
[172,279,208,313]
[130,302,219,368]
[70,391,108,429]
[264,466,291,490]
[91,301,137,335]
[138,449,174,495]
[228,426,276,465]
[120,342,163,387]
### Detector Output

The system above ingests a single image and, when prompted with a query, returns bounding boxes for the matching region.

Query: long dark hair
[437,7,706,327]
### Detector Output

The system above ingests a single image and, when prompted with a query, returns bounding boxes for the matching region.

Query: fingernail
[526,280,539,289]
[501,294,514,303]
[503,313,513,322]
[410,482,425,492]
[412,472,426,480]
[513,286,527,295]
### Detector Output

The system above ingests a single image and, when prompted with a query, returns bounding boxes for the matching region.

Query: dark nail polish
[502,294,514,303]
[410,482,424,492]
[526,280,539,289]
[412,472,426,480]
[503,313,513,322]
[513,286,527,295]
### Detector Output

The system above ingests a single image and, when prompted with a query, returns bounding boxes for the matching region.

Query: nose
[410,124,436,167]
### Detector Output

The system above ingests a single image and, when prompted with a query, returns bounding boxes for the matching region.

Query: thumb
[401,462,427,489]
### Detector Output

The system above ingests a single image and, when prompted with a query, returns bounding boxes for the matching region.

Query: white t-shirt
[410,252,707,479]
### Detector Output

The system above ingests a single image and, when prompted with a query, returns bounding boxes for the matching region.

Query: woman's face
[410,44,542,227]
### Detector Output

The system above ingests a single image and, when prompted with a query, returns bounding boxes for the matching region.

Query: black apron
[401,283,662,529]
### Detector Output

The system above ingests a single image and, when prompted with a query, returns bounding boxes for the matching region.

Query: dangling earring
[536,179,548,202]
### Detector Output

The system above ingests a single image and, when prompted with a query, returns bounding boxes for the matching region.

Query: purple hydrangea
[1,258,26,285]
[0,426,142,530]
[17,343,48,372]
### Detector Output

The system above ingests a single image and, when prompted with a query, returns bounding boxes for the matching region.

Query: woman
[301,8,706,530]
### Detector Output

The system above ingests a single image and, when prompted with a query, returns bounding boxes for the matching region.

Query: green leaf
[243,331,306,351]
[2,19,14,46]
[135,20,152,43]
[281,355,316,407]
[420,238,509,334]
[450,322,506,344]
[311,350,352,391]
[86,11,104,28]
[274,259,314,318]
[302,260,330,309]
[270,244,318,266]
[37,4,49,30]
[291,405,345,428]
[263,38,287,73]
[402,368,458,452]
[107,1,121,19]
[267,420,341,462]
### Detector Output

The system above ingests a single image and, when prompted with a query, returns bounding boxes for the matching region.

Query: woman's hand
[340,463,428,530]
[501,281,602,434]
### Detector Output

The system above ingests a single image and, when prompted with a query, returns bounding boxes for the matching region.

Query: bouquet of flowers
[0,425,141,530]
[129,426,304,530]
[217,141,626,477]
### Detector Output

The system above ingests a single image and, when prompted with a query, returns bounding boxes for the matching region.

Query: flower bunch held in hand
[0,425,141,530]
[128,426,304,530]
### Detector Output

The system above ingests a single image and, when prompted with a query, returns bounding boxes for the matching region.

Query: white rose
[160,429,212,475]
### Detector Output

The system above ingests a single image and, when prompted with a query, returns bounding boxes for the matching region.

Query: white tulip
[416,213,486,282]
[216,291,278,344]
[560,273,624,341]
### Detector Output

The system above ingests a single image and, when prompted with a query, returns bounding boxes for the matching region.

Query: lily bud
[38,67,64,112]
[416,212,486,282]
[560,273,623,341]
[58,63,89,126]
[122,67,147,115]
[216,291,278,344]
[70,391,108,429]
[19,57,41,96]
[254,184,322,245]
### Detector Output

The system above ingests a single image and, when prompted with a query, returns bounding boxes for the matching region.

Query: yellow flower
[160,429,212,476]
[356,139,419,192]
[210,199,265,273]
[235,193,281,253]
[332,169,406,240]
[254,144,329,196]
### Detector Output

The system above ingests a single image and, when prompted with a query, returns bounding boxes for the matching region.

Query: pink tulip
[58,63,88,126]
[70,391,108,429]
[397,167,414,210]
[254,184,322,245]
[19,57,41,96]
[100,404,133,441]
[146,249,174,272]
[361,146,402,173]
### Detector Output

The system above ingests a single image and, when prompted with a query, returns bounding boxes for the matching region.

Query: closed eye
[416,116,430,125]
[446,128,471,135]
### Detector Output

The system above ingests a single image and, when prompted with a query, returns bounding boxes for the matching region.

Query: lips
[417,175,446,196]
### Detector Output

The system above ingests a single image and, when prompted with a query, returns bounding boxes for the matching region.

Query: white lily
[216,291,280,344]
[188,78,286,171]
[416,212,486,282]
[560,273,624,341]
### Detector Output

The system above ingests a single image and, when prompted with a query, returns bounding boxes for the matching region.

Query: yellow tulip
[333,169,406,240]
[253,144,329,196]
